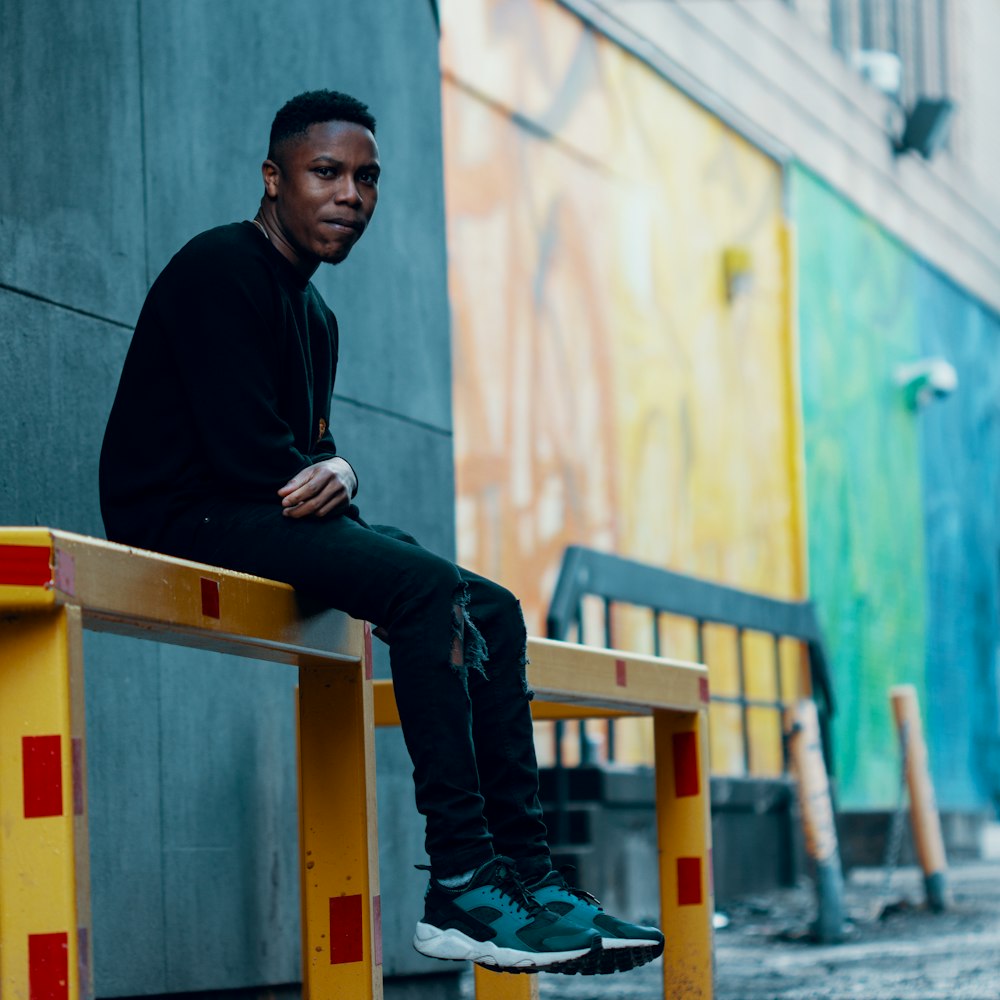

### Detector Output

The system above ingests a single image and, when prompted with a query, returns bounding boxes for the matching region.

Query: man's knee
[473,579,525,634]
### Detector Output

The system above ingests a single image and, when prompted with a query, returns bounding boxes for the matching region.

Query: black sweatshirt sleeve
[159,249,316,494]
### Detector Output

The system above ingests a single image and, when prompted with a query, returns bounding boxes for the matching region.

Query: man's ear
[261,158,281,199]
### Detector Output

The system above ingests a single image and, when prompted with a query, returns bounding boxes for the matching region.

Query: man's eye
[314,167,334,178]
[359,171,379,186]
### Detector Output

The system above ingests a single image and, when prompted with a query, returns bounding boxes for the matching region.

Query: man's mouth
[324,217,364,235]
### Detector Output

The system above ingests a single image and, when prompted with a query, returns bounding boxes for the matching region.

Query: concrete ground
[458,860,1000,999]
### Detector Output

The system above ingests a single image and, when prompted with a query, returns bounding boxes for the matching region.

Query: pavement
[458,860,1000,999]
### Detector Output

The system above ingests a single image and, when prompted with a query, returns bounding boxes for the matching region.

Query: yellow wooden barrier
[0,528,714,1000]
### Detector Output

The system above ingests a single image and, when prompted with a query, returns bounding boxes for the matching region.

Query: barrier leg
[0,606,93,1000]
[654,708,714,999]
[890,685,950,911]
[473,965,539,999]
[298,626,381,999]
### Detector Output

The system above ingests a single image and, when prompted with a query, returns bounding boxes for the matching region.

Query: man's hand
[278,458,357,519]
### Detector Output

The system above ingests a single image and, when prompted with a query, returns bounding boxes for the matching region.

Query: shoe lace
[553,865,602,908]
[491,859,545,917]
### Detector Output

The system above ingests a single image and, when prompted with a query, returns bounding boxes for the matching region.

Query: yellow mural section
[441,0,804,775]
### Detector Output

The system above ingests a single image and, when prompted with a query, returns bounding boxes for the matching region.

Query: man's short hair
[268,89,377,161]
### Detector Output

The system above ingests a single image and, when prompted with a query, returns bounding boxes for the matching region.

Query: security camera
[893,358,958,409]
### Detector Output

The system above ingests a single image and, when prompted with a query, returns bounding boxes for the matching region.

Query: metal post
[773,634,788,769]
[474,966,538,999]
[298,626,382,998]
[784,699,846,942]
[0,606,93,1000]
[890,685,950,911]
[735,627,752,774]
[654,707,715,998]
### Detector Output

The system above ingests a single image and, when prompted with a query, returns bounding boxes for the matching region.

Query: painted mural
[792,166,1000,809]
[441,0,801,774]
[916,260,1000,810]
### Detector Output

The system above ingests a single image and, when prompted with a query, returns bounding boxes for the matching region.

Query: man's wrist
[332,456,359,498]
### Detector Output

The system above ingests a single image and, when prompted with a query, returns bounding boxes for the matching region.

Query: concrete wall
[1,0,453,992]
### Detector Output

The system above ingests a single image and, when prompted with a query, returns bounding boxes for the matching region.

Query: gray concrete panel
[138,0,452,431]
[4,1,456,991]
[157,645,300,990]
[0,0,147,325]
[333,401,456,559]
[83,632,168,997]
[0,289,129,535]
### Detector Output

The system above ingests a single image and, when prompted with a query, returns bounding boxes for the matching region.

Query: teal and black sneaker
[412,856,601,974]
[527,868,665,974]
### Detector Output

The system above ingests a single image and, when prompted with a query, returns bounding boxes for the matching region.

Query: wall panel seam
[336,396,452,437]
[137,0,152,290]
[0,282,134,331]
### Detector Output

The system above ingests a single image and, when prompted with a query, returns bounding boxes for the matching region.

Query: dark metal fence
[545,545,836,776]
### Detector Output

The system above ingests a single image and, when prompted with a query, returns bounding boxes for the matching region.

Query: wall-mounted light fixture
[894,357,958,409]
[853,50,903,99]
[894,97,956,159]
[722,246,754,302]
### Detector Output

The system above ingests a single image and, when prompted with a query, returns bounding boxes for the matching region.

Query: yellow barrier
[0,528,714,1000]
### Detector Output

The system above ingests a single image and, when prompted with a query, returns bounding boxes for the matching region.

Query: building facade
[442,0,1000,812]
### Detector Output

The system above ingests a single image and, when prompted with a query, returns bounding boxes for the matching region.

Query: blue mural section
[916,275,1000,811]
[793,165,1000,812]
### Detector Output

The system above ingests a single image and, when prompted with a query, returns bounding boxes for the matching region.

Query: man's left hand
[278,458,357,518]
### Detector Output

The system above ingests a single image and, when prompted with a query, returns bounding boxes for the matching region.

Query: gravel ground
[458,861,1000,999]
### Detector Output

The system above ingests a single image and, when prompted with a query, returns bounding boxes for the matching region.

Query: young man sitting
[100,89,664,976]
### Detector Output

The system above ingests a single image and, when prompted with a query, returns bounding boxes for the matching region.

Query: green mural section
[791,167,926,807]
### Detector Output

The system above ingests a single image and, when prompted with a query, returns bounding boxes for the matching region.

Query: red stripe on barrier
[615,658,627,687]
[672,731,699,798]
[364,623,373,680]
[29,932,69,1000]
[200,578,220,619]
[72,738,84,816]
[373,894,383,966]
[23,735,63,818]
[677,857,703,907]
[329,894,363,965]
[699,676,710,704]
[0,545,51,586]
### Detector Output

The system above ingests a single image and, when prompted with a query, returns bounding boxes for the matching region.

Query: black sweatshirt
[100,221,342,550]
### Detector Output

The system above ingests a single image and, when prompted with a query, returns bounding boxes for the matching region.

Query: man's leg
[460,569,552,881]
[165,502,492,876]
[459,569,665,975]
[161,504,601,973]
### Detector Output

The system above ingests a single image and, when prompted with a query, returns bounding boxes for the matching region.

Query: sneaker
[527,868,665,974]
[412,855,602,974]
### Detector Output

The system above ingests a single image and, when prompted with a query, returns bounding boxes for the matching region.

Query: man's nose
[336,178,362,206]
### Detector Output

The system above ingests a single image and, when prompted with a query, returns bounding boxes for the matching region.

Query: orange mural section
[441,0,804,774]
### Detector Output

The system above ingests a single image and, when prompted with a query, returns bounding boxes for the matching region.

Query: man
[100,89,663,976]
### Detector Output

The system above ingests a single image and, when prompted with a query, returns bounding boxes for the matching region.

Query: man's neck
[253,207,320,281]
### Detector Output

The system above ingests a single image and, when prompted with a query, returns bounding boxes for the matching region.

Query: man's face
[264,120,380,266]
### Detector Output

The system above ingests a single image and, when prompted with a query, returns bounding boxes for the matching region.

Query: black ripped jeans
[159,500,551,880]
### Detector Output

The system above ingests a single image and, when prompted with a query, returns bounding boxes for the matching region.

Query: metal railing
[546,545,836,776]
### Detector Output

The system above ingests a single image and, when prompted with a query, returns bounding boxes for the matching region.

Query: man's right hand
[278,458,357,518]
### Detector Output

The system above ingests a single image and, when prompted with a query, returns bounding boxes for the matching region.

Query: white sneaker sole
[602,936,663,949]
[413,921,594,970]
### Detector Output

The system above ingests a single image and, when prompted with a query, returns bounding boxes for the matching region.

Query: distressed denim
[159,501,551,879]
